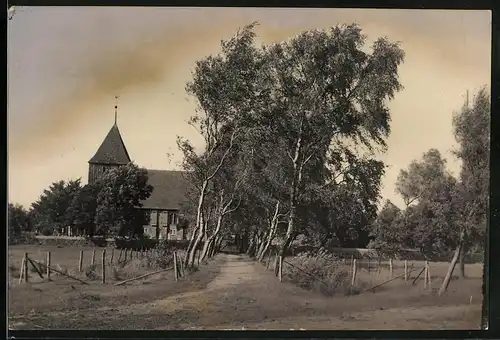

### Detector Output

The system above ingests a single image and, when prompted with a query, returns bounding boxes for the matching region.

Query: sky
[7,7,491,209]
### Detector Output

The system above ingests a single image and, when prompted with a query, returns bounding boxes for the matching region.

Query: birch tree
[179,22,263,267]
[451,87,489,278]
[257,24,405,259]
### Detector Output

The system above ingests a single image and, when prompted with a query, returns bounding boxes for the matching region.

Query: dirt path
[154,254,482,330]
[9,254,483,330]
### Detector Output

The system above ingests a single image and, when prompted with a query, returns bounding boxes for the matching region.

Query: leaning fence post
[389,258,393,278]
[404,260,408,282]
[124,249,128,263]
[19,253,27,284]
[351,259,357,286]
[118,249,123,263]
[46,252,51,280]
[91,249,96,266]
[110,249,114,264]
[278,256,283,282]
[173,252,178,282]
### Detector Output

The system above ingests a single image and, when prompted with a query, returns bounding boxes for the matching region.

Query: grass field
[8,245,485,330]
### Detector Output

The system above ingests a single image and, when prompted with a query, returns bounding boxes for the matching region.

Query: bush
[85,264,99,280]
[39,226,54,236]
[140,241,174,269]
[284,249,351,296]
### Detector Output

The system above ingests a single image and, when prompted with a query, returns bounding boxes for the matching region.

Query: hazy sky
[7,7,491,209]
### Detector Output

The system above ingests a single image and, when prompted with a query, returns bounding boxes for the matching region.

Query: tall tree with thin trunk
[451,87,489,278]
[256,24,405,260]
[179,22,263,267]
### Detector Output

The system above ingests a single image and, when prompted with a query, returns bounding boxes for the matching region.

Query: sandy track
[9,253,483,330]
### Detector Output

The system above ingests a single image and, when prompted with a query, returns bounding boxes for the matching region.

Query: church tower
[88,102,131,184]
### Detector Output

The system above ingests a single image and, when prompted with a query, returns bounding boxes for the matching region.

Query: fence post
[173,252,178,282]
[351,255,354,266]
[124,249,128,263]
[278,256,283,282]
[110,249,114,264]
[404,260,408,282]
[180,254,185,277]
[351,259,357,286]
[118,249,123,263]
[19,253,27,284]
[427,261,432,287]
[24,253,29,283]
[102,250,106,284]
[78,250,83,272]
[91,249,96,266]
[47,252,51,281]
[424,260,430,289]
[389,258,393,278]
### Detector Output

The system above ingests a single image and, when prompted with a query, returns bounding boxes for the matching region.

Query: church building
[88,113,189,240]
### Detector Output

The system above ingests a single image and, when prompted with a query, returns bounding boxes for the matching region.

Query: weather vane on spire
[114,95,119,125]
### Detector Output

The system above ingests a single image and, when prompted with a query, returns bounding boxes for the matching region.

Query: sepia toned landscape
[8,7,489,331]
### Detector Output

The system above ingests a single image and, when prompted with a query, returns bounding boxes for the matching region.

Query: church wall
[141,208,185,240]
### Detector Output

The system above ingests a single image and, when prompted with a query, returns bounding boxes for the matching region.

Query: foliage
[371,86,489,262]
[251,24,405,255]
[141,241,175,269]
[84,264,99,280]
[368,200,404,255]
[95,163,153,237]
[451,87,489,249]
[8,203,31,240]
[284,249,351,296]
[179,22,405,259]
[66,183,102,236]
[30,179,82,235]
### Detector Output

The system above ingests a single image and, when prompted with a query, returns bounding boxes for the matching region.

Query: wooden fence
[13,247,204,286]
[263,251,436,293]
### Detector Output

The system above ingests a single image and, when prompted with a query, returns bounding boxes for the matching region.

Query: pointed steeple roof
[89,123,131,165]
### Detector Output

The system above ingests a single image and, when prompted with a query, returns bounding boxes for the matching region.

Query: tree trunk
[458,240,468,279]
[208,235,221,258]
[276,127,303,273]
[257,201,281,261]
[214,234,224,254]
[275,205,297,276]
[246,233,256,256]
[256,231,268,260]
[185,181,208,267]
[201,211,225,261]
[439,232,465,295]
[184,226,199,263]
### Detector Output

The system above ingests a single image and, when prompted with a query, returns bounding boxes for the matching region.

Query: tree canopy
[178,22,405,262]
